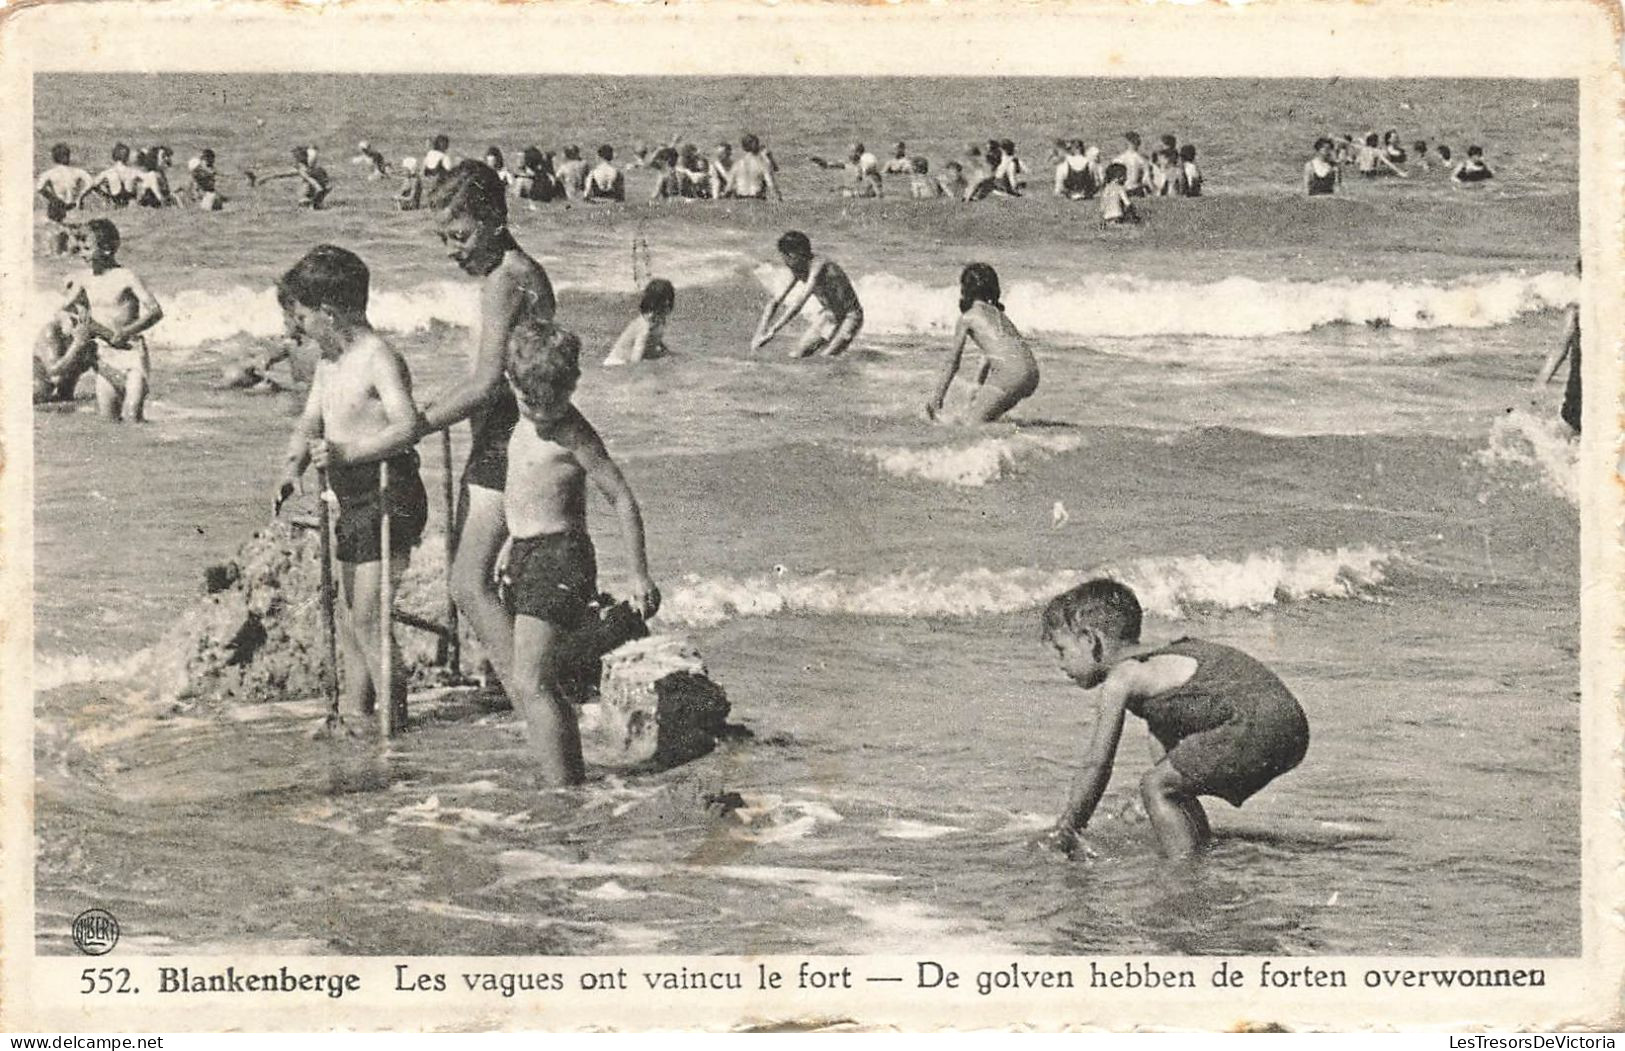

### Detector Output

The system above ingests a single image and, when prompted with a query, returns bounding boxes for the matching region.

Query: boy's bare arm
[277,374,325,511]
[1534,307,1579,387]
[752,278,799,346]
[760,264,822,344]
[570,414,658,615]
[112,272,163,344]
[1057,672,1134,834]
[422,275,524,432]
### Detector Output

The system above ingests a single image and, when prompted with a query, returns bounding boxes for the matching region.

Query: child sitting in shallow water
[605,279,675,365]
[1035,579,1310,859]
[1098,163,1140,225]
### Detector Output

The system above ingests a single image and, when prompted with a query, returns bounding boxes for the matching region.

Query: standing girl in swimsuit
[419,160,557,697]
[926,263,1040,424]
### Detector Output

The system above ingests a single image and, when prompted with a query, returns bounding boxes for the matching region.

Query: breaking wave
[664,545,1395,627]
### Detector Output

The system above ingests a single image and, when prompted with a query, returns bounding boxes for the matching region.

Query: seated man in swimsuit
[275,245,429,734]
[1034,579,1310,859]
[86,143,141,208]
[750,230,864,358]
[59,218,164,422]
[584,145,626,201]
[36,144,92,250]
[729,134,781,201]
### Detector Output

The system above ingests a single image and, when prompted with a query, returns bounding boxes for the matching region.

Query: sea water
[31,75,1580,956]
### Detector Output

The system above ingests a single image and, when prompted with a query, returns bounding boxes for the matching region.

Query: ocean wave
[663,546,1394,626]
[33,649,155,691]
[31,251,747,350]
[832,270,1578,339]
[857,431,1083,487]
[1474,409,1579,506]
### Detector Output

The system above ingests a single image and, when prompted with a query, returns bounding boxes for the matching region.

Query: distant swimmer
[585,145,626,202]
[500,319,659,785]
[351,140,389,179]
[274,245,429,733]
[1179,144,1203,197]
[395,157,423,211]
[254,147,331,209]
[1532,258,1582,434]
[605,279,675,366]
[729,134,781,201]
[995,139,1027,194]
[1303,138,1341,196]
[707,143,734,200]
[882,141,915,176]
[1451,145,1494,185]
[188,149,226,211]
[484,147,516,192]
[751,230,864,358]
[1054,140,1099,200]
[556,146,590,202]
[909,157,941,199]
[36,143,92,228]
[1033,579,1310,859]
[936,160,969,200]
[58,219,164,422]
[419,160,557,702]
[133,148,175,208]
[85,143,142,208]
[925,263,1039,424]
[1382,129,1408,165]
[1151,135,1185,197]
[1356,133,1407,178]
[1098,163,1141,225]
[1113,132,1152,197]
[812,143,882,198]
[422,134,453,179]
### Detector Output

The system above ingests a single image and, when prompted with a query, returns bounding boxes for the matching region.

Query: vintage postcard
[0,0,1620,1033]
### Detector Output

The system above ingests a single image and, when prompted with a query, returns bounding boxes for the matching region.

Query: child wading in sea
[605,279,675,365]
[56,218,165,422]
[926,263,1039,424]
[502,319,660,784]
[751,230,864,358]
[276,245,429,733]
[1036,579,1309,858]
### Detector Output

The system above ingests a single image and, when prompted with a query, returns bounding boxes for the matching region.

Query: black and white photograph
[3,0,1620,1032]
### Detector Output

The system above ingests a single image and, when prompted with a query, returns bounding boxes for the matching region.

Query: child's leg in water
[509,614,586,786]
[1139,760,1210,857]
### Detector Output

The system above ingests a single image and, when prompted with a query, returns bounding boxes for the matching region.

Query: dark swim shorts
[329,452,429,564]
[462,387,520,492]
[506,530,598,629]
[1166,708,1309,808]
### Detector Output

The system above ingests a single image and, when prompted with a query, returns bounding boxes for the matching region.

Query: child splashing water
[926,263,1039,424]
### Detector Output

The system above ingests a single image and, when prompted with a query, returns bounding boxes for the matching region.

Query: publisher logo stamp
[72,908,120,956]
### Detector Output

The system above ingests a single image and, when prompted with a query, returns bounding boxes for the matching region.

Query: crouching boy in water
[504,319,660,785]
[751,230,864,358]
[1037,580,1309,858]
[276,245,429,732]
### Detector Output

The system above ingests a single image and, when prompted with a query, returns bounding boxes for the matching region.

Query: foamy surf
[846,270,1577,339]
[1475,409,1580,506]
[664,545,1395,626]
[858,431,1083,487]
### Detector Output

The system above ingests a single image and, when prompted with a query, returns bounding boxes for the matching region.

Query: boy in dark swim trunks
[275,245,429,732]
[501,319,659,785]
[1035,579,1309,859]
